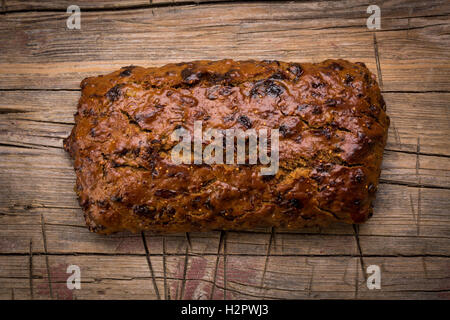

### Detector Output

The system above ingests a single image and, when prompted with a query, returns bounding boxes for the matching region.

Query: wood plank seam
[379,179,450,190]
[223,231,228,300]
[416,137,422,237]
[2,252,450,258]
[259,227,275,295]
[29,239,33,300]
[384,148,450,159]
[177,232,192,299]
[382,90,450,93]
[209,231,224,299]
[141,232,161,299]
[162,236,168,300]
[354,257,359,298]
[40,213,53,299]
[179,245,189,300]
[352,224,367,282]
[185,232,192,250]
[373,33,383,90]
[0,0,247,15]
[2,1,448,17]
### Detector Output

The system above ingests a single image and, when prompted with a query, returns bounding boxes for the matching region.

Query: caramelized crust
[64,59,389,234]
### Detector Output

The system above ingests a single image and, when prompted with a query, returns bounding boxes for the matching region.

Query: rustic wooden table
[0,0,449,300]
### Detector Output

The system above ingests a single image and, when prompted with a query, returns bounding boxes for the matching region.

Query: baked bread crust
[64,59,389,234]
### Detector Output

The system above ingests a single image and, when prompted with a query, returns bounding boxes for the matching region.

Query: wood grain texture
[0,0,449,300]
[0,0,233,12]
[0,0,449,90]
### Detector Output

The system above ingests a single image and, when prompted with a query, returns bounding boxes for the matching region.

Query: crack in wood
[13,118,75,126]
[217,229,450,239]
[29,239,33,300]
[379,179,450,190]
[141,232,161,300]
[354,257,359,299]
[223,231,227,300]
[162,236,169,300]
[394,12,450,20]
[185,232,192,250]
[384,148,450,159]
[0,108,30,114]
[373,33,383,89]
[1,0,449,18]
[40,213,53,299]
[0,141,63,150]
[416,137,422,237]
[179,245,189,300]
[209,231,224,299]
[0,88,81,92]
[389,289,450,293]
[0,142,34,150]
[373,22,450,34]
[382,90,450,93]
[260,227,275,292]
[415,137,420,177]
[352,224,367,283]
[0,0,249,15]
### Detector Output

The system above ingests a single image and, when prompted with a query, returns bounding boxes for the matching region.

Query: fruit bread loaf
[64,59,389,234]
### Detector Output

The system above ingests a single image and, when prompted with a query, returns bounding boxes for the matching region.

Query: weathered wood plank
[30,255,163,299]
[377,16,450,92]
[18,254,450,299]
[1,0,232,12]
[3,0,449,17]
[1,0,149,12]
[383,92,450,156]
[0,256,32,300]
[0,90,78,123]
[363,184,450,238]
[357,257,450,299]
[0,1,448,90]
[358,235,450,256]
[0,214,45,254]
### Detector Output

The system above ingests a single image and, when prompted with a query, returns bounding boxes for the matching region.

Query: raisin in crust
[64,59,389,234]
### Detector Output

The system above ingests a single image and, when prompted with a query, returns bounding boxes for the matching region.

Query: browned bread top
[64,59,389,234]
